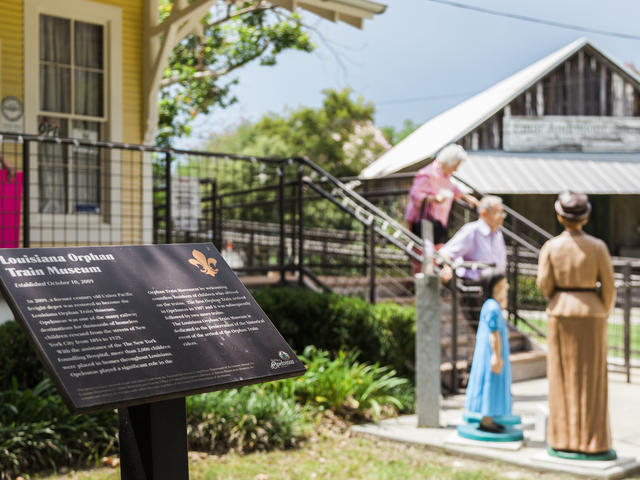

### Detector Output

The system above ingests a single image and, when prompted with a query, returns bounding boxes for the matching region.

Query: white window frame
[24,0,123,243]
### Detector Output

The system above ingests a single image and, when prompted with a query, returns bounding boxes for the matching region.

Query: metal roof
[454,152,640,195]
[361,38,640,178]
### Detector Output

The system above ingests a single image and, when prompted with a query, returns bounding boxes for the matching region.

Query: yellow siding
[1,0,146,246]
[101,0,144,145]
[0,0,23,101]
[99,0,145,243]
[1,0,144,143]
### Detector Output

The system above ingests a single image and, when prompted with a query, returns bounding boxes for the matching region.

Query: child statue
[463,269,513,433]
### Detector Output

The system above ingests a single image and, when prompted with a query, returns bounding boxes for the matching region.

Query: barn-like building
[362,38,640,256]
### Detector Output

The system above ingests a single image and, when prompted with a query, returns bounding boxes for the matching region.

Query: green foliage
[157,1,314,146]
[373,302,416,379]
[252,286,380,361]
[517,275,546,309]
[252,287,416,378]
[0,321,47,390]
[0,290,416,477]
[204,88,390,176]
[186,384,307,455]
[282,346,411,419]
[0,379,118,479]
[382,119,420,146]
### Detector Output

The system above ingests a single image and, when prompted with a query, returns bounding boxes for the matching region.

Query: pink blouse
[404,161,462,227]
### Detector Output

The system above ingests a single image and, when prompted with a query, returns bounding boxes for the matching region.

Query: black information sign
[0,243,305,413]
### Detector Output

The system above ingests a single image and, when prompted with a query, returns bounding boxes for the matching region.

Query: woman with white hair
[405,144,478,254]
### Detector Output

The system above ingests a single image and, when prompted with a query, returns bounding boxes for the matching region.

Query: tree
[205,87,391,176]
[382,119,420,146]
[156,0,314,146]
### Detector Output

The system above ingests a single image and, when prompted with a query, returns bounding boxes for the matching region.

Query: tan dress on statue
[537,230,615,454]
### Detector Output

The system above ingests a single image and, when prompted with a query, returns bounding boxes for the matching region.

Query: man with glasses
[438,196,508,340]
[439,195,507,283]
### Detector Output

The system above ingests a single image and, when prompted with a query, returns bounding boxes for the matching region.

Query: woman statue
[464,269,512,433]
[537,191,616,458]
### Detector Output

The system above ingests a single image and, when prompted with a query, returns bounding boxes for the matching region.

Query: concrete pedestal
[415,273,440,427]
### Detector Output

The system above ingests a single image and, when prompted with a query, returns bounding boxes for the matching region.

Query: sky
[180,0,640,147]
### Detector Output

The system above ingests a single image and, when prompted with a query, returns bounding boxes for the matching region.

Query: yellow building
[1,0,145,245]
[0,0,385,248]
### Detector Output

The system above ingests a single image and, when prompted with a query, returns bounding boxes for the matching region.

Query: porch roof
[454,151,640,195]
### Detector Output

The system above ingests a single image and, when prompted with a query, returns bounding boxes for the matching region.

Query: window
[37,14,105,214]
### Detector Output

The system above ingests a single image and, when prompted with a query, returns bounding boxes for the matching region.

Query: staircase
[152,151,553,392]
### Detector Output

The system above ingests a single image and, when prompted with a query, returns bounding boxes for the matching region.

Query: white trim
[24,0,122,141]
[24,0,124,244]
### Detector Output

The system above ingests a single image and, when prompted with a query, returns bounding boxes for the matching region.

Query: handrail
[303,179,423,263]
[296,157,424,245]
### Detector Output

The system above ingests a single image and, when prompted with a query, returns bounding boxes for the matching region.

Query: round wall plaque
[1,96,24,122]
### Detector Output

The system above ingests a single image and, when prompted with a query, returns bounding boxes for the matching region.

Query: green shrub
[517,275,547,309]
[253,287,416,378]
[0,321,47,390]
[0,379,118,479]
[373,302,416,378]
[0,344,412,478]
[279,346,411,420]
[252,286,382,355]
[186,384,308,455]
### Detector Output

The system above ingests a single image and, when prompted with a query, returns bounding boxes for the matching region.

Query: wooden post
[577,51,585,115]
[599,65,607,115]
[536,82,544,116]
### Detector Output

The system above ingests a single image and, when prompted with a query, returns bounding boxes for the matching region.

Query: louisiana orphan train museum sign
[0,243,305,414]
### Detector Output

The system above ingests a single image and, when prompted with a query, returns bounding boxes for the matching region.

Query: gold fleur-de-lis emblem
[189,249,219,278]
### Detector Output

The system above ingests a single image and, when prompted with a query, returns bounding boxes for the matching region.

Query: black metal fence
[0,132,417,303]
[1,131,637,384]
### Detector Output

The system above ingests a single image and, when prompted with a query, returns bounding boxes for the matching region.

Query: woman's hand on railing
[439,264,454,284]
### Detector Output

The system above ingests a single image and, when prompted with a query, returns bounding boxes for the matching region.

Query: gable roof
[361,38,640,178]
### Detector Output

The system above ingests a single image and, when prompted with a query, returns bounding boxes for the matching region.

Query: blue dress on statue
[464,298,512,417]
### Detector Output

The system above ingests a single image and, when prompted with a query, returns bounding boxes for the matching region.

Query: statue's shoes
[478,419,506,434]
[463,410,521,425]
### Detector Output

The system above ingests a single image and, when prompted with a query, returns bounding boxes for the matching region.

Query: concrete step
[510,349,547,382]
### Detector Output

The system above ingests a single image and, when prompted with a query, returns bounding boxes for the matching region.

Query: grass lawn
[517,315,640,360]
[34,434,582,480]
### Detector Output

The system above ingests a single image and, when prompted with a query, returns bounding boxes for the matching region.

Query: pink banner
[0,169,23,248]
